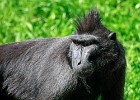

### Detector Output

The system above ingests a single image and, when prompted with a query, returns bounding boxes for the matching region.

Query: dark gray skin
[0,9,126,100]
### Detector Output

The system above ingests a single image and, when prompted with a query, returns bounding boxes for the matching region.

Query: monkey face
[69,33,120,78]
[69,35,99,78]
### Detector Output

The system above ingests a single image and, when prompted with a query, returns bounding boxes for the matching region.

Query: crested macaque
[0,9,126,100]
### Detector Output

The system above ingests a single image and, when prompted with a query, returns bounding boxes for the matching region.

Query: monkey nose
[78,60,81,65]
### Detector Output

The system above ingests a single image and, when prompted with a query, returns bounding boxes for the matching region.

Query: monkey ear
[108,32,116,40]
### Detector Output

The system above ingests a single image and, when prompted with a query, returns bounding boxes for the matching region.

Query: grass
[0,0,140,99]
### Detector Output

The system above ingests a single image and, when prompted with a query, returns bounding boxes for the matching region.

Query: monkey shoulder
[0,37,71,61]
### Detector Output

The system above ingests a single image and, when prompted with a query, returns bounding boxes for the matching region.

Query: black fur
[0,9,126,100]
[75,9,109,35]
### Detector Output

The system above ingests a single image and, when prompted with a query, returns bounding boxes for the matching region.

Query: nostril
[78,61,81,65]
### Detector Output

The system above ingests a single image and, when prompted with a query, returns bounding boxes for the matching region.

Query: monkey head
[68,9,125,78]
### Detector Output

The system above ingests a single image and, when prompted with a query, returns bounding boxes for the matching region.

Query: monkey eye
[83,42,92,46]
[82,40,98,46]
[70,35,99,46]
[72,40,81,46]
[73,40,98,46]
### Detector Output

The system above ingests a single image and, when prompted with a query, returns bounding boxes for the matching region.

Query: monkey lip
[75,67,94,78]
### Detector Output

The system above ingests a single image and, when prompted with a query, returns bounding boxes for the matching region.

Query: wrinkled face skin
[69,33,120,78]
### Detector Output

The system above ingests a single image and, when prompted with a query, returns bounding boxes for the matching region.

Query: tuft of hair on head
[75,9,106,35]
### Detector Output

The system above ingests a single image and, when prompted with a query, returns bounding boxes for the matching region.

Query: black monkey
[0,9,126,100]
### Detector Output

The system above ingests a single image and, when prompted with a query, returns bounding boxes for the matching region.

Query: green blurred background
[0,0,139,99]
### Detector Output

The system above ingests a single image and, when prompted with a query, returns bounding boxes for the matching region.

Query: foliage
[0,0,140,99]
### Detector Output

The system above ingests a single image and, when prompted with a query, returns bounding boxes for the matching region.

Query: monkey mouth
[74,67,94,78]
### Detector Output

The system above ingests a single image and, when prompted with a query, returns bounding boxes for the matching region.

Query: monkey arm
[101,66,126,100]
